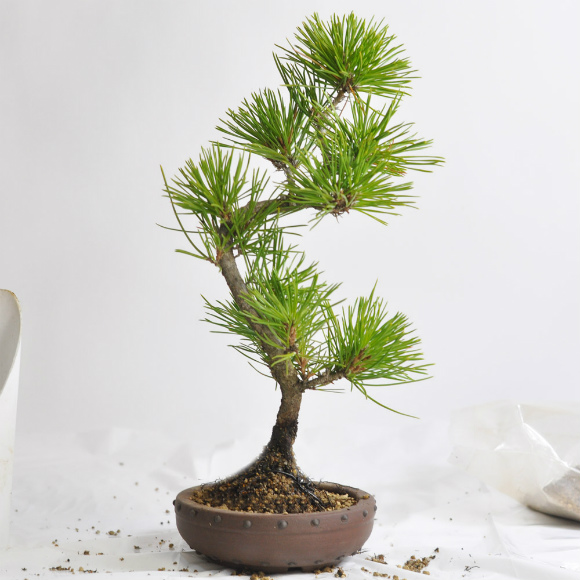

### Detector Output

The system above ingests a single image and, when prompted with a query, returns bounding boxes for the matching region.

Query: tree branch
[240,195,292,219]
[302,370,346,391]
[332,87,349,110]
[217,249,277,354]
[271,159,295,182]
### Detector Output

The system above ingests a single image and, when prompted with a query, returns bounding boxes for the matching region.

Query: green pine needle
[216,88,312,167]
[325,286,431,390]
[276,13,414,99]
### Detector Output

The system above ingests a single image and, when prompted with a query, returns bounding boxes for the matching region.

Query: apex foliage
[162,13,442,414]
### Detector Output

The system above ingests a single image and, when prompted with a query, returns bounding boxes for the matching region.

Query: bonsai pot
[174,482,376,573]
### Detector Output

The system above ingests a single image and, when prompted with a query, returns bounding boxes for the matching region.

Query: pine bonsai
[162,13,441,514]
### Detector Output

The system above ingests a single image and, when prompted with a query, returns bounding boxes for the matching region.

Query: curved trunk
[218,248,306,476]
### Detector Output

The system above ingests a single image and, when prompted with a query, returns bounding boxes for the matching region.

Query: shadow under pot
[174,481,376,573]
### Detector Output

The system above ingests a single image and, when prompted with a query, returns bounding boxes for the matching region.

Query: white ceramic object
[0,290,22,549]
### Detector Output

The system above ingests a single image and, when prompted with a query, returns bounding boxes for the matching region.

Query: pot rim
[175,481,374,519]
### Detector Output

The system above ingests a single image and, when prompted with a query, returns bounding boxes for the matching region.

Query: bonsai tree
[162,13,441,514]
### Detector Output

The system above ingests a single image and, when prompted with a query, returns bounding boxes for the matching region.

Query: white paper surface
[1,420,578,579]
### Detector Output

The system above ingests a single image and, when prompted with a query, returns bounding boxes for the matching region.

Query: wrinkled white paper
[450,401,580,522]
[0,418,578,579]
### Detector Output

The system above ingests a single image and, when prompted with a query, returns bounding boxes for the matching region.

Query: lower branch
[302,369,346,391]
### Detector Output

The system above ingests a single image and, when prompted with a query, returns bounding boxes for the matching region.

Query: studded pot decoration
[174,482,375,573]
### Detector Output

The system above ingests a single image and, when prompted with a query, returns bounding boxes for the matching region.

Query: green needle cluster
[162,13,442,412]
[279,13,413,98]
[162,146,271,262]
[218,89,310,168]
[325,288,429,415]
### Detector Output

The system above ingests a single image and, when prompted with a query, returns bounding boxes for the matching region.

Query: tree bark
[262,384,303,473]
[218,248,281,361]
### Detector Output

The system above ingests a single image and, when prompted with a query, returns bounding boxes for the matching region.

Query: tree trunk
[261,385,303,474]
[217,247,306,477]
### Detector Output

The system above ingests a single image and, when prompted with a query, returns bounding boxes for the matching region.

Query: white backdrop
[1,0,578,467]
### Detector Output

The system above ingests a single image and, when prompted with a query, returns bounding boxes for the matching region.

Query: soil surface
[190,469,357,514]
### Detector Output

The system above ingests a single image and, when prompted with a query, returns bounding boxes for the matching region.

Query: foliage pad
[163,13,442,415]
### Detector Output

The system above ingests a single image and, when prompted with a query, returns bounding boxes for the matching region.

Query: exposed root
[190,448,356,514]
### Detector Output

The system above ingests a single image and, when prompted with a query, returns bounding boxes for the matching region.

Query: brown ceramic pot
[174,482,376,573]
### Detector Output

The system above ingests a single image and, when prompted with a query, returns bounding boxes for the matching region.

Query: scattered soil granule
[366,554,388,565]
[364,551,437,578]
[250,572,273,580]
[314,566,336,575]
[399,553,436,575]
[361,567,390,578]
